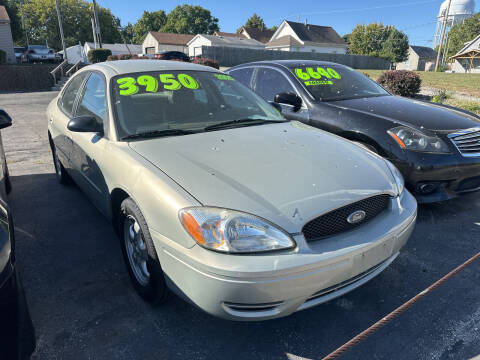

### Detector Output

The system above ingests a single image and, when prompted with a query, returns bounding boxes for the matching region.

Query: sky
[97,0,480,47]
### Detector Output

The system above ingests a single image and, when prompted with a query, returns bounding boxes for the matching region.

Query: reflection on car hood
[329,96,480,132]
[129,122,396,233]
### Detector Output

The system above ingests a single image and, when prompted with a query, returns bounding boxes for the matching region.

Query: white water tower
[433,0,476,48]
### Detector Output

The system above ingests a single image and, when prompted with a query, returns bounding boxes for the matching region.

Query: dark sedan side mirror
[0,110,13,130]
[67,116,103,134]
[274,92,302,112]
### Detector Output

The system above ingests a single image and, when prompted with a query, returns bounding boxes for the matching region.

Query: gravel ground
[1,91,480,360]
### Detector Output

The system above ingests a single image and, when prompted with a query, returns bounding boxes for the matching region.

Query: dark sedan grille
[448,128,480,157]
[302,194,390,241]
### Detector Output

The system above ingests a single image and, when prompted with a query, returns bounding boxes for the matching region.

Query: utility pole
[91,18,98,48]
[92,0,102,48]
[55,0,68,62]
[19,0,29,46]
[435,0,452,72]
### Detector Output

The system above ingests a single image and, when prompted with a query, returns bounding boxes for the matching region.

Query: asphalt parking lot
[1,91,480,360]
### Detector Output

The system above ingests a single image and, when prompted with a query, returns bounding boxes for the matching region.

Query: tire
[51,146,70,185]
[119,197,168,305]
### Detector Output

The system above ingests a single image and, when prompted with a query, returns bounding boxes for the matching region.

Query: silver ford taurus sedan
[47,60,417,321]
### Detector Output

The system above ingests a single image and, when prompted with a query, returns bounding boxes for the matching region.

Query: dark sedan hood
[328,96,480,132]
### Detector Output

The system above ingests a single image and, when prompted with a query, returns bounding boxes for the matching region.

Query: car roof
[229,60,345,70]
[83,60,219,78]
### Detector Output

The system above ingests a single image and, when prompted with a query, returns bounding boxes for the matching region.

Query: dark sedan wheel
[52,146,70,185]
[119,197,168,305]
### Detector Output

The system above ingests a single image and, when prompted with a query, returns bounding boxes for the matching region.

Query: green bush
[432,89,449,103]
[377,70,422,97]
[88,48,112,63]
[0,50,6,64]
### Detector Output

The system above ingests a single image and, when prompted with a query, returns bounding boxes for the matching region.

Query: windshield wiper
[204,118,286,131]
[121,128,197,141]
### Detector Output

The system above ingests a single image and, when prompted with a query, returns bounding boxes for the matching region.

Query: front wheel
[52,146,70,185]
[119,198,168,305]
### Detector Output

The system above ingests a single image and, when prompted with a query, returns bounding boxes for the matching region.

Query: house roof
[242,27,275,43]
[454,34,480,56]
[85,43,143,54]
[0,6,10,22]
[266,35,302,48]
[191,34,265,47]
[148,32,195,46]
[285,21,346,46]
[410,45,437,59]
[214,31,245,38]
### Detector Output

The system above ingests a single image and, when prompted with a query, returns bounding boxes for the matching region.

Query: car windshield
[111,70,284,139]
[289,65,389,101]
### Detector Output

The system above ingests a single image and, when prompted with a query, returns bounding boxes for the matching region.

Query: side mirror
[0,110,13,130]
[67,116,103,134]
[269,101,282,113]
[274,92,302,111]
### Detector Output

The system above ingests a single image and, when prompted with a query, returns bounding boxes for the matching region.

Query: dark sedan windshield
[112,70,284,139]
[289,65,389,101]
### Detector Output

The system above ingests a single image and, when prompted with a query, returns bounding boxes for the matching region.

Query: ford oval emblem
[347,210,366,224]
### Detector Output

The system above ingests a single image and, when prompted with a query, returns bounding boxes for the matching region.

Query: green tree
[244,13,266,30]
[0,0,24,45]
[132,10,167,43]
[447,12,480,58]
[161,5,219,34]
[121,22,135,43]
[22,0,122,50]
[349,23,408,63]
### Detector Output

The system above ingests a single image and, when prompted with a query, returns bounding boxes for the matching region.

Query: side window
[229,68,254,88]
[254,68,296,102]
[60,72,87,116]
[76,73,107,124]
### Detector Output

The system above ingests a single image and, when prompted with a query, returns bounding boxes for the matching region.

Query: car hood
[128,122,396,233]
[328,95,480,132]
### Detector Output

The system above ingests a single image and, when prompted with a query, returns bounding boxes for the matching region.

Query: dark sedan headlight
[387,126,451,153]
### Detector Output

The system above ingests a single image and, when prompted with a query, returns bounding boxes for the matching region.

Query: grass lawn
[359,70,480,97]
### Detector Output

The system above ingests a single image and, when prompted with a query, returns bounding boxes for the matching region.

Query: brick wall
[0,64,57,92]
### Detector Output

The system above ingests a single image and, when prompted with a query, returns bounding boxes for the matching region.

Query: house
[214,31,245,38]
[450,34,480,73]
[142,32,194,55]
[396,46,438,71]
[84,42,143,60]
[187,34,265,57]
[0,6,15,64]
[266,20,347,54]
[239,27,275,44]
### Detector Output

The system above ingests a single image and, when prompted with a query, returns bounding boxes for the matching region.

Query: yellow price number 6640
[117,73,199,96]
[294,67,341,81]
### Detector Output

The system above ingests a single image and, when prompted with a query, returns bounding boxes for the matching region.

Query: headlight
[385,160,404,196]
[179,207,296,253]
[387,126,450,153]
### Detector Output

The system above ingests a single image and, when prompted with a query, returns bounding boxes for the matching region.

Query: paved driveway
[1,91,479,360]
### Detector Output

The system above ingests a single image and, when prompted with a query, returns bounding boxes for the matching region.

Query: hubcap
[124,215,150,286]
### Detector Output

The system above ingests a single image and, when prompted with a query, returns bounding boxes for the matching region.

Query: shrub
[0,50,6,64]
[192,57,219,69]
[107,54,148,61]
[432,89,449,103]
[377,70,421,97]
[88,48,112,63]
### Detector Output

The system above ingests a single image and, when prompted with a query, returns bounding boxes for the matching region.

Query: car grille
[448,127,480,157]
[302,194,390,241]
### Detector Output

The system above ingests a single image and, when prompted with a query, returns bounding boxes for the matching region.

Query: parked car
[154,51,190,62]
[0,110,35,359]
[47,60,417,321]
[25,45,56,63]
[13,47,26,63]
[227,60,480,203]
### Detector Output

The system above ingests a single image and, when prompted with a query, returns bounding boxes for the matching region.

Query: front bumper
[27,54,56,62]
[392,150,480,203]
[152,191,417,321]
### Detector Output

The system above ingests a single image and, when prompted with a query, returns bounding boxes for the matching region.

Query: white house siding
[272,23,302,43]
[452,59,480,73]
[188,37,212,57]
[142,33,158,54]
[0,22,15,63]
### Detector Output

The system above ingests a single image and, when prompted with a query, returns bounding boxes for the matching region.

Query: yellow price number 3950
[294,67,341,82]
[117,73,199,96]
